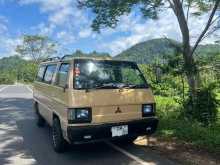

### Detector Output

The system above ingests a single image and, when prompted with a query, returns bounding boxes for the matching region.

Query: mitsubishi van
[33,55,158,153]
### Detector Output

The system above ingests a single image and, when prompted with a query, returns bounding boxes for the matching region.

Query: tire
[52,117,66,153]
[34,102,45,127]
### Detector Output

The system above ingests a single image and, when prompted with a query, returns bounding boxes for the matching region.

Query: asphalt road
[0,85,179,165]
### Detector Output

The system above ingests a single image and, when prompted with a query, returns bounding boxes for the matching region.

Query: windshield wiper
[85,83,147,92]
[85,83,118,92]
[94,83,119,89]
[117,84,148,89]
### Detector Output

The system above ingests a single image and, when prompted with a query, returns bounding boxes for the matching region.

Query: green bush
[157,117,220,153]
[156,96,220,154]
[0,73,15,84]
[183,83,219,125]
[155,96,180,119]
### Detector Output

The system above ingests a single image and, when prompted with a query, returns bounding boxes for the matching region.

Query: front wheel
[52,118,67,153]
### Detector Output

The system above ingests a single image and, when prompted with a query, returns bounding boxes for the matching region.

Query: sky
[0,0,219,58]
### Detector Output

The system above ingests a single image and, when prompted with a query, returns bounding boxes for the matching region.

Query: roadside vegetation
[138,53,220,154]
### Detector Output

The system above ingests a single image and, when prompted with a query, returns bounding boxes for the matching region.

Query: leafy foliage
[16,35,57,64]
[79,0,163,32]
[0,56,37,84]
[183,83,219,125]
[0,72,15,84]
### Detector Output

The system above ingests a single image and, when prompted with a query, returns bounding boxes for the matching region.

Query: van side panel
[50,87,70,129]
[34,82,54,125]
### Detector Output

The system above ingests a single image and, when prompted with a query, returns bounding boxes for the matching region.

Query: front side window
[43,65,57,84]
[37,65,46,81]
[74,60,147,89]
[56,63,70,87]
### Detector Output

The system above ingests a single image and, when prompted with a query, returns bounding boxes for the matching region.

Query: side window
[37,65,46,82]
[43,65,57,84]
[56,63,70,87]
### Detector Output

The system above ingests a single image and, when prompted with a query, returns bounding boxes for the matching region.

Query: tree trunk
[171,0,199,101]
[183,51,198,100]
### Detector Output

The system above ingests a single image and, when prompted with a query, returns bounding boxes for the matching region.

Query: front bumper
[67,117,158,144]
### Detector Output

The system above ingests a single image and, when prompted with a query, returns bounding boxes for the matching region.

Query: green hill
[115,38,220,64]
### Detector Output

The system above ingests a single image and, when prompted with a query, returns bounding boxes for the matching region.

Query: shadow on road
[0,97,137,165]
[0,98,35,165]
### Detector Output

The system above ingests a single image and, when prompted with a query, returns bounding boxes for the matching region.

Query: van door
[38,64,57,122]
[51,63,70,126]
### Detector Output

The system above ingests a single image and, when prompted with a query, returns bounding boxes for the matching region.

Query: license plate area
[111,125,128,137]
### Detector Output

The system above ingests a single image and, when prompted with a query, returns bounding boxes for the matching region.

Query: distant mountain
[115,38,220,64]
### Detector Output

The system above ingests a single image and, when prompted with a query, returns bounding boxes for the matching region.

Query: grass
[155,96,220,154]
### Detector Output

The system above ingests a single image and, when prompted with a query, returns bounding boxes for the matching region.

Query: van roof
[40,55,133,65]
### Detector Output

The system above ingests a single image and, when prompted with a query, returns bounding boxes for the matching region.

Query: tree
[16,35,57,64]
[78,0,220,101]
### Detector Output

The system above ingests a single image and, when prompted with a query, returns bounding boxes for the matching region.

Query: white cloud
[49,7,72,25]
[31,23,55,36]
[79,29,92,38]
[0,36,22,57]
[56,31,75,45]
[19,0,74,25]
[0,16,8,34]
[0,16,16,57]
[19,0,93,50]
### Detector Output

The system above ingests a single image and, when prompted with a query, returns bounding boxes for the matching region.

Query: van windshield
[74,59,148,89]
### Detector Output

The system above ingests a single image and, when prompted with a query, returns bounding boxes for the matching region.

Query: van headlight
[68,108,92,123]
[142,104,155,117]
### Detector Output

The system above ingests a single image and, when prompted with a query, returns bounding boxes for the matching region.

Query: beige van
[33,55,158,153]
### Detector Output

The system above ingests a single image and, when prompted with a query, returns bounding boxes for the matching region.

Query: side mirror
[63,84,68,92]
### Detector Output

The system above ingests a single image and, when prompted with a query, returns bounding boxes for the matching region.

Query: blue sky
[0,0,218,58]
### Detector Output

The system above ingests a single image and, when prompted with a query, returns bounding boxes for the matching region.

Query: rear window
[36,65,46,81]
[43,65,57,84]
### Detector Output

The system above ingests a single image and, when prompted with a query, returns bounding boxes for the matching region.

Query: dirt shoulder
[134,136,220,165]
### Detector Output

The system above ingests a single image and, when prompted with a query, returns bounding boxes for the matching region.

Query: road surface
[0,85,179,165]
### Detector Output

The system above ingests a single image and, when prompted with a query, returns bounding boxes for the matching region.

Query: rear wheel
[34,102,45,127]
[52,117,66,153]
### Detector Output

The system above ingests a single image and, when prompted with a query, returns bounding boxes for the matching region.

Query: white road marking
[0,85,9,92]
[105,141,156,165]
[26,85,33,93]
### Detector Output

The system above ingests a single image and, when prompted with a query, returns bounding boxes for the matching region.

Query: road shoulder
[135,137,220,165]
